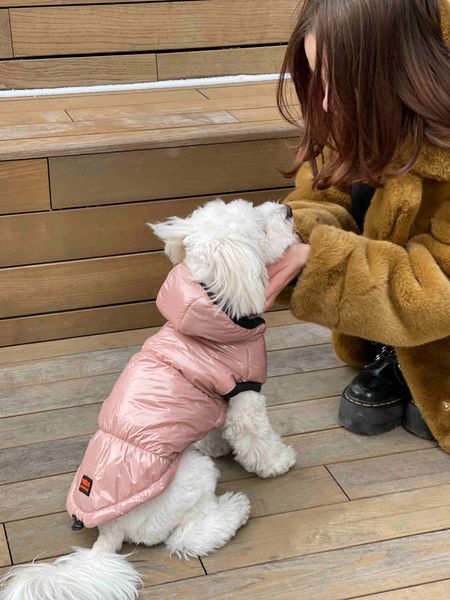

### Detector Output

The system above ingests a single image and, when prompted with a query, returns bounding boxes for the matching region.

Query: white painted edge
[0,73,287,99]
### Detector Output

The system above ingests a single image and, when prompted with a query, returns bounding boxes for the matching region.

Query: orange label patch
[79,475,93,497]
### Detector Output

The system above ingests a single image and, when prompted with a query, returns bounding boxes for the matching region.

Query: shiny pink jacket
[66,263,267,528]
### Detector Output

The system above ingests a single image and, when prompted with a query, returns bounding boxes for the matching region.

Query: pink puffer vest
[66,263,267,528]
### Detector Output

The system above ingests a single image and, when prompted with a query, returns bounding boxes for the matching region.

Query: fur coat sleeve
[284,151,450,348]
[283,159,358,242]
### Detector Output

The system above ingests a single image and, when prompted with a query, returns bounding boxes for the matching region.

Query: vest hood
[156,263,266,343]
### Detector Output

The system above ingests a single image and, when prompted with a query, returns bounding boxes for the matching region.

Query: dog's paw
[253,442,297,478]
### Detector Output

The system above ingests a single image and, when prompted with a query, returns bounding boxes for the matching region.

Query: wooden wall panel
[0,301,163,347]
[49,139,292,209]
[9,0,296,57]
[0,0,165,5]
[0,48,283,90]
[0,9,12,58]
[0,188,292,267]
[0,252,170,318]
[0,54,157,89]
[0,159,49,214]
[157,46,286,81]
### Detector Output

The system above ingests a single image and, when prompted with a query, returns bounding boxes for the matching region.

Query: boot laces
[374,345,398,365]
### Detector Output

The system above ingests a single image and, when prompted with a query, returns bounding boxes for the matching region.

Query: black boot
[339,345,409,435]
[403,398,435,441]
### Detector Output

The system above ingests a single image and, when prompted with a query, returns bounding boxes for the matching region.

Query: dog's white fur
[0,199,297,600]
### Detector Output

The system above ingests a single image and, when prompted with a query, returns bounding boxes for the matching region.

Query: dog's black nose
[284,204,293,219]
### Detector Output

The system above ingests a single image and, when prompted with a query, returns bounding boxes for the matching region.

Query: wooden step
[0,81,299,346]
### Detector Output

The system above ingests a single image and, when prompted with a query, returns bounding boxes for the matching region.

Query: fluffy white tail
[0,546,142,600]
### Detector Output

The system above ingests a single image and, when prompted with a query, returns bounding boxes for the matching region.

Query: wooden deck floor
[1,312,449,599]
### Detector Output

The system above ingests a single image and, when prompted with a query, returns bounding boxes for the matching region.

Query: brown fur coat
[282,1,450,450]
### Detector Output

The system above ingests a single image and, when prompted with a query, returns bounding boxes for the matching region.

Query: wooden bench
[0,80,299,347]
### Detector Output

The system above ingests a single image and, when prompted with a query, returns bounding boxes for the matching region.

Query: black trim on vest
[201,284,265,330]
[231,315,265,329]
[223,381,262,402]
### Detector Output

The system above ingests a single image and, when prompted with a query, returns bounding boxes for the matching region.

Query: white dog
[0,199,297,600]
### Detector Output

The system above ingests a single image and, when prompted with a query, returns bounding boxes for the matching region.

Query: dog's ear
[148,217,192,265]
[188,238,267,319]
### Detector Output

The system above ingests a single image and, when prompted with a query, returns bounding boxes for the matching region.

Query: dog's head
[149,199,297,319]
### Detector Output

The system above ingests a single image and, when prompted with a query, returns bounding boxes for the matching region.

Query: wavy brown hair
[278,0,450,188]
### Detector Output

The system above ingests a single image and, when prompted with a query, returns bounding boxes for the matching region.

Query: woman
[266,0,450,449]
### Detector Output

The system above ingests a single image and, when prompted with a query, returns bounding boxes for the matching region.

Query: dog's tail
[0,530,142,600]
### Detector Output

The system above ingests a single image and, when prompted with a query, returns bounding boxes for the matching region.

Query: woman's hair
[278,0,450,188]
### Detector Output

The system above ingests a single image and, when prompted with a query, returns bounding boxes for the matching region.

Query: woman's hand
[265,242,310,310]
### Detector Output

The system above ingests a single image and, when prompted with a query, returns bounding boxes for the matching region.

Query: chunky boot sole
[403,401,435,441]
[339,388,406,436]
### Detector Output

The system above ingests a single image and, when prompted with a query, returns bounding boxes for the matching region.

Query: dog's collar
[200,284,265,330]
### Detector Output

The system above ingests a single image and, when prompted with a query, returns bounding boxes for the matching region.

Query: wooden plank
[0,109,70,126]
[263,367,357,406]
[0,252,171,318]
[264,310,298,328]
[158,46,286,80]
[265,323,330,351]
[1,0,173,5]
[199,81,297,103]
[231,107,284,123]
[0,525,10,567]
[0,300,164,347]
[0,343,341,389]
[0,119,296,162]
[0,394,339,450]
[267,344,344,377]
[0,327,159,364]
[65,94,289,121]
[0,373,116,418]
[0,472,74,522]
[328,448,450,499]
[0,187,289,267]
[217,427,436,483]
[49,139,292,208]
[350,581,450,600]
[0,403,100,449]
[9,1,296,57]
[218,465,347,519]
[267,397,340,433]
[199,82,278,100]
[1,426,435,489]
[139,532,450,600]
[276,426,436,469]
[202,484,450,573]
[0,345,136,388]
[0,88,207,113]
[0,110,238,142]
[0,9,12,58]
[0,434,91,484]
[5,512,204,584]
[0,54,157,90]
[0,159,49,214]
